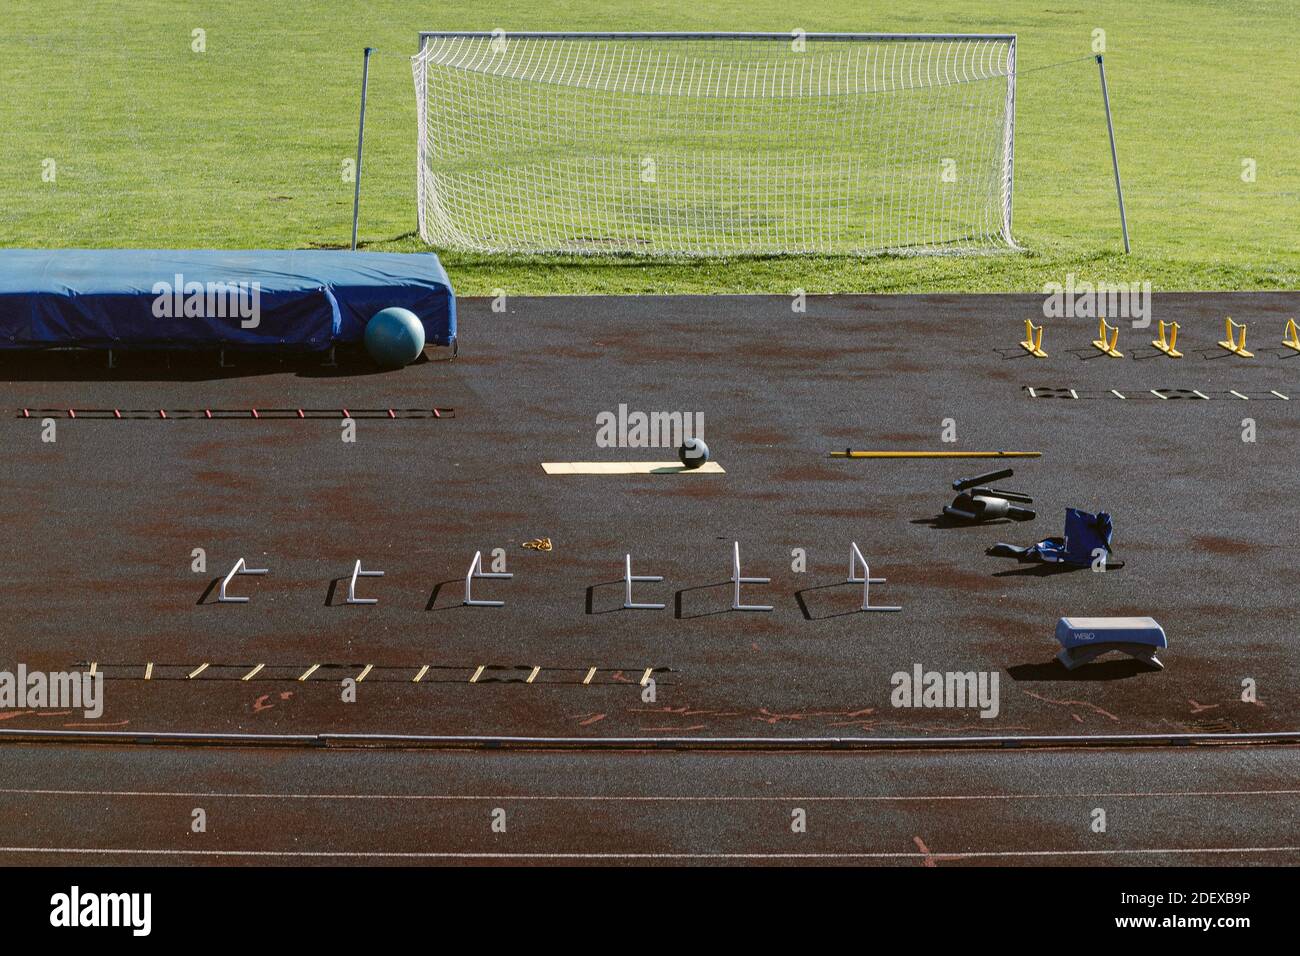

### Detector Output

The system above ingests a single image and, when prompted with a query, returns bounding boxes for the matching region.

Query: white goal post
[413,31,1018,257]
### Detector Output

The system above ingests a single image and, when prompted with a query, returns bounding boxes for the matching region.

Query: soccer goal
[412,31,1018,257]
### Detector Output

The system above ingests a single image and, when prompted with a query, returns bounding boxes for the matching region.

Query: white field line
[0,847,1297,861]
[1,787,1298,803]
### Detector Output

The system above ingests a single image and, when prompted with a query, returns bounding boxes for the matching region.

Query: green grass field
[2,1,1297,294]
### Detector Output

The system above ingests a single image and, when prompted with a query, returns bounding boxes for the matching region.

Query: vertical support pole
[1001,36,1017,244]
[623,554,665,611]
[1096,54,1130,254]
[730,541,773,612]
[351,47,374,251]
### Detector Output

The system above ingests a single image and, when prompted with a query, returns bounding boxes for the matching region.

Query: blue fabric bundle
[988,508,1123,568]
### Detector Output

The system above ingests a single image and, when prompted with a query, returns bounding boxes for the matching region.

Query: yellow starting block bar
[1151,320,1182,358]
[1219,316,1253,357]
[1091,316,1123,357]
[1019,319,1047,358]
[1284,318,1300,353]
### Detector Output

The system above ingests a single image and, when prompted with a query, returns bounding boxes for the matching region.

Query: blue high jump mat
[0,250,455,352]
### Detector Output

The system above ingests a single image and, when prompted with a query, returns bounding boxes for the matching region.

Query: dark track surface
[2,292,1298,746]
[0,742,1297,865]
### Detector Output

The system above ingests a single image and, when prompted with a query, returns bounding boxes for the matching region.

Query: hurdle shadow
[993,347,1042,361]
[1065,347,1116,362]
[674,582,737,620]
[324,577,344,607]
[1193,347,1244,362]
[794,582,874,621]
[1007,658,1157,681]
[1130,345,1177,361]
[195,577,221,605]
[425,579,464,611]
[585,580,632,615]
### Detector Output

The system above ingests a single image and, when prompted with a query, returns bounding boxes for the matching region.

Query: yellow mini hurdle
[1020,319,1047,358]
[1218,316,1253,357]
[1151,320,1182,358]
[1091,316,1123,357]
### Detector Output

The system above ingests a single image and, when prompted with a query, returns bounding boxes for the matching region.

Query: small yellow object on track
[522,537,553,552]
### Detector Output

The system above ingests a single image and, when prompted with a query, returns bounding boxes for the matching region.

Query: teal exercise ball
[364,307,425,367]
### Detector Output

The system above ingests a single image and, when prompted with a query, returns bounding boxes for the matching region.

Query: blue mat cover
[0,250,455,351]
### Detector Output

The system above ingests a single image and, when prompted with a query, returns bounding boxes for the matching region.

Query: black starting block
[1055,616,1167,670]
[943,468,1036,523]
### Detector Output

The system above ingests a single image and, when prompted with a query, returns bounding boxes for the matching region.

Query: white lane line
[1,787,1297,802]
[0,847,1297,860]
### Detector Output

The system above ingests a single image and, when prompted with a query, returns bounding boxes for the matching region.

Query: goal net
[413,32,1017,257]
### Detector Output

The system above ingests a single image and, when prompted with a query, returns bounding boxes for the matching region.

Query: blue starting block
[1055,617,1167,671]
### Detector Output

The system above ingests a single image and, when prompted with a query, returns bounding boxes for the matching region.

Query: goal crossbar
[419,32,1018,42]
[413,31,1018,257]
